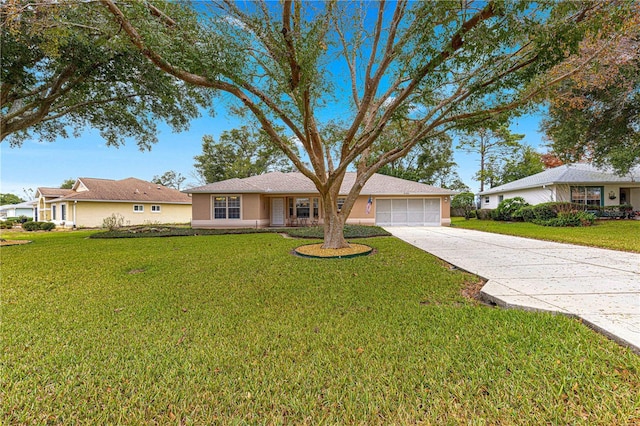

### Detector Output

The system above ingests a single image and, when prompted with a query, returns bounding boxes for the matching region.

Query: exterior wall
[191,193,269,229]
[344,195,376,225]
[191,193,211,221]
[486,184,640,209]
[481,187,555,209]
[243,194,268,221]
[191,193,451,228]
[71,201,191,228]
[629,188,640,210]
[0,207,34,218]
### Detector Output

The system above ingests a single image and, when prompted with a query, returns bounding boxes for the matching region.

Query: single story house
[0,200,36,220]
[479,163,640,209]
[36,177,192,228]
[184,171,456,228]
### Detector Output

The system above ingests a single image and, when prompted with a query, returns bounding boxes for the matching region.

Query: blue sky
[0,109,547,199]
[0,2,552,199]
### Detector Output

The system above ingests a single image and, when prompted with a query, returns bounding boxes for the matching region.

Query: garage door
[375,198,440,226]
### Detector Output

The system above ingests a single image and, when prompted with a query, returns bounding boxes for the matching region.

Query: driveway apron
[385,226,640,353]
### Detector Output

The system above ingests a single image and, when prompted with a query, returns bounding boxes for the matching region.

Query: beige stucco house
[479,163,640,209]
[35,177,192,228]
[184,172,455,228]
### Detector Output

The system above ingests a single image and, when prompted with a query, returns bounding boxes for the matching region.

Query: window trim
[133,204,144,213]
[212,195,242,220]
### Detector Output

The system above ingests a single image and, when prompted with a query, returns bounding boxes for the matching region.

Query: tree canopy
[100,0,631,247]
[457,125,525,192]
[60,178,75,189]
[0,193,24,205]
[378,135,467,191]
[1,0,209,149]
[151,170,186,190]
[496,145,546,186]
[194,126,296,184]
[541,4,640,174]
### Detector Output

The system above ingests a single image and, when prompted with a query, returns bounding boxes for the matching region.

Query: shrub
[532,211,596,227]
[531,203,558,221]
[476,209,493,220]
[0,220,14,229]
[517,206,536,222]
[493,197,529,221]
[451,192,475,219]
[39,222,56,231]
[22,221,43,231]
[102,213,125,231]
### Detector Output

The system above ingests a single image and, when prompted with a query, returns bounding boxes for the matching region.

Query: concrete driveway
[385,226,640,353]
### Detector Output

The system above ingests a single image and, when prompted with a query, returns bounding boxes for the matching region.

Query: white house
[0,201,36,220]
[479,163,640,210]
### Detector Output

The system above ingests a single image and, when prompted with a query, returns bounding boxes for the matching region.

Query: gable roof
[480,163,640,195]
[185,171,456,196]
[36,187,75,198]
[47,177,192,204]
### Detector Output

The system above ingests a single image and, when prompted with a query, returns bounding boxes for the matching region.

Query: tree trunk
[320,191,350,249]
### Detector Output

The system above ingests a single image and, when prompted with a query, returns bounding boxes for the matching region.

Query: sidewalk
[385,226,640,353]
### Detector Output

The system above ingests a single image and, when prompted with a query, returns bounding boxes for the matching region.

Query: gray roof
[0,200,36,211]
[185,171,456,196]
[480,163,640,195]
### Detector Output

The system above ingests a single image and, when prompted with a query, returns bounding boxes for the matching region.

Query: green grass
[2,230,639,424]
[452,217,640,253]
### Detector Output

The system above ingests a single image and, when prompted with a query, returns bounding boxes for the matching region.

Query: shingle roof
[185,171,456,196]
[480,163,640,195]
[49,177,192,204]
[37,187,75,198]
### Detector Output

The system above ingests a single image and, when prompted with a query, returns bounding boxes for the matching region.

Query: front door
[271,198,285,226]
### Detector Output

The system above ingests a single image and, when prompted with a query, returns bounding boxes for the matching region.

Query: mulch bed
[0,239,32,246]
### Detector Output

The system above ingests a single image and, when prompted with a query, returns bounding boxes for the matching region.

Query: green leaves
[1,1,209,148]
[193,125,297,183]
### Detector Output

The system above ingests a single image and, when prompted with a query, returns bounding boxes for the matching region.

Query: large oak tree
[1,0,208,149]
[541,5,640,174]
[101,0,628,248]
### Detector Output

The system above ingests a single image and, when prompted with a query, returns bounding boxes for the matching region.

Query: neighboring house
[184,171,456,228]
[0,201,36,220]
[35,177,192,228]
[479,163,640,209]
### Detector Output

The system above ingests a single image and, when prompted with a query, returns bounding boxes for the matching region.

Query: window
[484,196,490,204]
[571,186,602,206]
[337,197,346,212]
[133,204,144,212]
[213,196,241,219]
[313,198,319,218]
[498,195,504,203]
[61,204,66,220]
[151,205,161,213]
[296,197,310,218]
[52,205,57,220]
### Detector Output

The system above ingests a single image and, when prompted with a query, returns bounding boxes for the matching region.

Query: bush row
[488,199,599,227]
[22,221,56,231]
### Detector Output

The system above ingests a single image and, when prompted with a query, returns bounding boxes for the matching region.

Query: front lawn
[2,230,639,424]
[452,217,640,253]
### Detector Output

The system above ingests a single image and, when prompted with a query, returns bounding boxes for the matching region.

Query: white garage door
[375,198,441,226]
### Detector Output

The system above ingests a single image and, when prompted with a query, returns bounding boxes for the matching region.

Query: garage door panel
[375,198,440,226]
